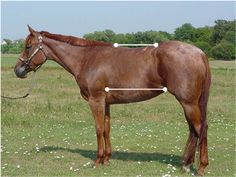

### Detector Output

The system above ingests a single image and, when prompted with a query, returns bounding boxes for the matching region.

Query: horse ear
[27,25,36,35]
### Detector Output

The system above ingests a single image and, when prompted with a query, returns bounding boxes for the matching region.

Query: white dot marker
[154,43,159,48]
[105,87,110,92]
[162,87,168,92]
[113,43,119,47]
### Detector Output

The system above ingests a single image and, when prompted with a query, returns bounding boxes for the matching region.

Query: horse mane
[40,31,112,47]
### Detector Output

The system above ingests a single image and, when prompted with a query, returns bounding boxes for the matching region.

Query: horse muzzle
[14,65,28,78]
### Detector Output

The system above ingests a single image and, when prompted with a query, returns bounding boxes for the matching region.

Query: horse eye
[26,45,32,50]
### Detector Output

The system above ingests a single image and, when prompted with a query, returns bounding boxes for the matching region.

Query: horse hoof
[92,163,100,168]
[103,160,110,166]
[197,169,205,176]
[103,156,110,166]
[182,165,191,173]
[93,159,103,168]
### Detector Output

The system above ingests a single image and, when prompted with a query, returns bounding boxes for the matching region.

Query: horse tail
[199,54,211,145]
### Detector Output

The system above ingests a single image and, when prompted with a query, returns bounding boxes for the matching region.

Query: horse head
[14,25,47,78]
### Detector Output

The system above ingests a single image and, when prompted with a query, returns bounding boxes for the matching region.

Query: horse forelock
[40,31,112,47]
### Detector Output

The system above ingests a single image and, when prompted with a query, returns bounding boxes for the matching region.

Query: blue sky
[1,1,235,40]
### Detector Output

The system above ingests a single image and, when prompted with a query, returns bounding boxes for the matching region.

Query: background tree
[211,19,235,45]
[174,23,196,42]
[211,41,235,60]
[1,39,24,54]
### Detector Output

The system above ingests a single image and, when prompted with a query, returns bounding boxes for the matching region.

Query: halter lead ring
[18,35,47,71]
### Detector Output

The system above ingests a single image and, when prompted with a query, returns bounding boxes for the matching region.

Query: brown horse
[14,26,211,176]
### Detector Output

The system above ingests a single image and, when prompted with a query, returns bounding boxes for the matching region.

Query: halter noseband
[18,35,47,71]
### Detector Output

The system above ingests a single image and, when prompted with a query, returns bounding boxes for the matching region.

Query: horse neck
[43,37,85,75]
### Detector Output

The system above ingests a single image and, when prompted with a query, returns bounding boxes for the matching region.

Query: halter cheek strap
[18,35,47,72]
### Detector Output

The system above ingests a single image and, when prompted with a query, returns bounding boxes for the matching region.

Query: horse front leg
[89,96,105,167]
[103,104,112,165]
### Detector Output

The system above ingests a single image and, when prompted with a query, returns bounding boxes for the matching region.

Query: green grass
[1,54,235,176]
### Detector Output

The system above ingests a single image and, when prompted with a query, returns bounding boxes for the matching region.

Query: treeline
[84,19,235,60]
[1,39,24,54]
[2,19,235,60]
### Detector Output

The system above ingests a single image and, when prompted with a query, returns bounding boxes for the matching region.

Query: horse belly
[105,90,163,104]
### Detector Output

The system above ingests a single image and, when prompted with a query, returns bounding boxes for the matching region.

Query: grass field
[1,54,235,176]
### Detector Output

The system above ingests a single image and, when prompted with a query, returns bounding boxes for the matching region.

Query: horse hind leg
[198,93,209,176]
[182,122,198,172]
[197,122,208,176]
[180,102,203,174]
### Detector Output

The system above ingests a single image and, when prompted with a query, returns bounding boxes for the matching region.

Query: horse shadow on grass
[39,146,197,173]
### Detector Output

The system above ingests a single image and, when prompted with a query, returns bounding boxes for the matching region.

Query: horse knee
[96,127,103,137]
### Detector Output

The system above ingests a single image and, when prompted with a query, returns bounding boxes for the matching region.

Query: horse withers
[14,26,211,175]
